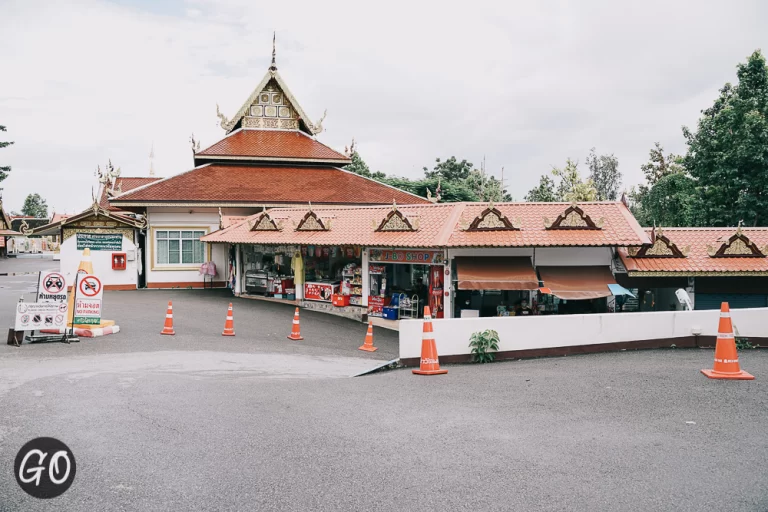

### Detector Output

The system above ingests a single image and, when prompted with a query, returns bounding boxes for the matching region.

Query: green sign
[76,233,122,251]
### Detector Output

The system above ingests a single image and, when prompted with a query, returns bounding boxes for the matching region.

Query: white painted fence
[399,308,768,360]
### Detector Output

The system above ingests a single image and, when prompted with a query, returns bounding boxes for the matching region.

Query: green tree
[524,175,558,202]
[345,149,372,177]
[629,173,697,227]
[640,142,684,186]
[586,148,621,200]
[463,170,512,202]
[552,158,598,202]
[683,49,768,226]
[629,142,691,226]
[423,156,473,182]
[21,193,48,218]
[0,125,13,183]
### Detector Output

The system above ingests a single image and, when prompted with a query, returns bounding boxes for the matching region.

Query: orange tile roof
[202,201,650,249]
[110,165,428,206]
[203,203,457,248]
[619,228,768,274]
[196,129,350,164]
[446,202,648,247]
[100,177,161,211]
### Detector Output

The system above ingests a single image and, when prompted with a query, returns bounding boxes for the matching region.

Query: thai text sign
[38,272,67,303]
[15,302,69,331]
[369,249,444,265]
[76,233,122,251]
[73,274,103,324]
[304,282,337,302]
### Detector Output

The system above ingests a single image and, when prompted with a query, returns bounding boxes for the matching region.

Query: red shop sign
[369,249,444,265]
[304,282,336,302]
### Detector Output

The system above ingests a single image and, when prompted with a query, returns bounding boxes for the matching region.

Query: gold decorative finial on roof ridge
[269,32,277,72]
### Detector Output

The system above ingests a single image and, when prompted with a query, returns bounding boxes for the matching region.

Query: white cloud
[0,0,765,212]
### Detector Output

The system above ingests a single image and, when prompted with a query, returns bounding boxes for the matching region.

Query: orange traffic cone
[161,301,175,335]
[222,303,235,336]
[287,307,304,340]
[701,302,754,380]
[412,306,447,375]
[359,320,377,352]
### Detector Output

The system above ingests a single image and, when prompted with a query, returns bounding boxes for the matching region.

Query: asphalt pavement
[0,256,767,511]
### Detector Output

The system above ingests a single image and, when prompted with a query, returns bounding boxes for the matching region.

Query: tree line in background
[345,141,513,203]
[346,50,768,228]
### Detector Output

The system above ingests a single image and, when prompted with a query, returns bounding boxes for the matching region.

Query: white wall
[400,307,768,359]
[60,233,137,288]
[145,208,236,286]
[534,247,613,267]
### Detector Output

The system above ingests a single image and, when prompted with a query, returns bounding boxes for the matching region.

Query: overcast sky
[1,0,766,214]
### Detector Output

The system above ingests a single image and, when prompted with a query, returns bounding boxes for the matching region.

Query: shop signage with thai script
[76,233,122,251]
[304,282,337,302]
[369,249,444,265]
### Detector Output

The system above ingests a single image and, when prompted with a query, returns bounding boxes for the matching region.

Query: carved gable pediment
[464,203,519,231]
[632,228,688,258]
[375,201,419,232]
[545,203,603,230]
[295,209,330,231]
[248,212,281,232]
[707,227,766,258]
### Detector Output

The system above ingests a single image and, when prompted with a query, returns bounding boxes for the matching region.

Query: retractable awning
[456,257,539,290]
[607,283,636,298]
[537,266,617,300]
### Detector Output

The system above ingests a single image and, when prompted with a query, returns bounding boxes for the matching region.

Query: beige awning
[537,266,616,300]
[456,257,539,290]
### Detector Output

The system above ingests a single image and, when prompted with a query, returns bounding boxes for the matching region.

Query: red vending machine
[428,265,444,319]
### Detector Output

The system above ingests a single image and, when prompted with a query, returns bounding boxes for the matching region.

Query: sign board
[368,249,445,265]
[73,274,103,324]
[304,282,337,302]
[15,302,69,331]
[76,233,122,251]
[37,272,67,303]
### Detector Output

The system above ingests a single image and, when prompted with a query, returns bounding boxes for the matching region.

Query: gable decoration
[630,227,689,258]
[707,226,766,258]
[463,202,520,231]
[374,200,419,232]
[544,202,604,230]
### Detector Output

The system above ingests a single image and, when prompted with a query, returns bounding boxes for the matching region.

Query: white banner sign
[38,271,68,303]
[15,302,69,331]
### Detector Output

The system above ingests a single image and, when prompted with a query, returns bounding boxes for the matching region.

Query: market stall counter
[304,281,340,302]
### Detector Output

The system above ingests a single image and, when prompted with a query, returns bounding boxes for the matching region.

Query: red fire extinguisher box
[112,252,127,270]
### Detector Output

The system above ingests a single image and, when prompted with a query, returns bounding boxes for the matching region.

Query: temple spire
[269,32,277,72]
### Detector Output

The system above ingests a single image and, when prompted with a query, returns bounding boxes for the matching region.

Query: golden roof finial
[392,199,398,211]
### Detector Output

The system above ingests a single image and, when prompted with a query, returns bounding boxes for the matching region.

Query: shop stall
[367,248,446,320]
[302,245,362,305]
[241,244,298,300]
[452,256,539,318]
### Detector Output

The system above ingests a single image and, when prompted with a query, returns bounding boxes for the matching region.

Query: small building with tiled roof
[107,39,428,290]
[203,200,649,320]
[617,226,768,311]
